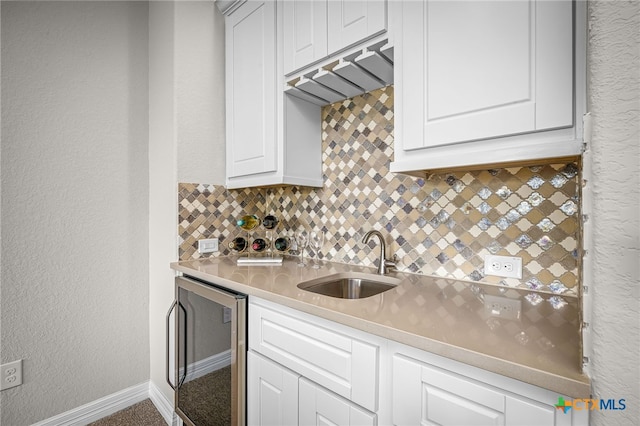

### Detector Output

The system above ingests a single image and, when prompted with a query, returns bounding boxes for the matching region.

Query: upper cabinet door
[327,0,387,55]
[406,0,573,150]
[225,1,277,179]
[284,0,328,75]
[392,0,581,173]
[284,0,388,76]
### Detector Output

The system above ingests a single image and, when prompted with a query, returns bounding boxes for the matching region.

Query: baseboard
[180,349,232,382]
[32,382,150,426]
[148,381,178,426]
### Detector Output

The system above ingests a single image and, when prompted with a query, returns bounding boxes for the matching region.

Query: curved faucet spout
[362,230,396,275]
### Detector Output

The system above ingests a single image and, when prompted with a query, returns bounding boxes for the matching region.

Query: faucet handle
[384,254,398,272]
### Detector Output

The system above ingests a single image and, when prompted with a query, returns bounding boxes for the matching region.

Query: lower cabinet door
[299,378,377,426]
[505,396,556,426]
[392,353,585,426]
[247,351,299,426]
[393,354,505,426]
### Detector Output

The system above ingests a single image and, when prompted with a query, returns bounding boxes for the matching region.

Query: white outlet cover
[198,238,219,254]
[484,295,522,321]
[223,307,232,324]
[484,255,523,279]
[1,359,22,391]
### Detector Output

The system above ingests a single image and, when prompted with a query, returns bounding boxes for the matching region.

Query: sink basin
[297,272,400,299]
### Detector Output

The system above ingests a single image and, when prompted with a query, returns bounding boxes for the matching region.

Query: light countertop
[170,255,590,398]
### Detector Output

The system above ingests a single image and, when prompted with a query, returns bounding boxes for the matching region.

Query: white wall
[588,1,640,425]
[148,0,226,404]
[175,1,226,185]
[0,2,150,425]
[148,0,178,405]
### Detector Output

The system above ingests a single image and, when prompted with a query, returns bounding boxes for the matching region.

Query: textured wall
[175,1,226,186]
[0,3,150,424]
[148,0,179,405]
[148,1,228,404]
[588,1,640,424]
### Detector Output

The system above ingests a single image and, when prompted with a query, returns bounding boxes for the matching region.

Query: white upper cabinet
[283,0,387,76]
[391,0,585,174]
[225,1,277,180]
[417,1,572,148]
[327,0,386,56]
[284,1,328,75]
[223,0,323,189]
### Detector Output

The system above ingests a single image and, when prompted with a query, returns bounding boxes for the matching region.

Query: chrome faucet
[362,230,396,275]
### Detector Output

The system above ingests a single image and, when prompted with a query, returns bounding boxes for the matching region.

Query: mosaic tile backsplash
[179,86,581,296]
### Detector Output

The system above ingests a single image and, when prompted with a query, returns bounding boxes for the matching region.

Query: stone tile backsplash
[178,86,581,296]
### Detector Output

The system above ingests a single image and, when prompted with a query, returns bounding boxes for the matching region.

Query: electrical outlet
[484,255,523,279]
[198,238,219,254]
[484,295,522,321]
[1,360,23,391]
[223,307,232,324]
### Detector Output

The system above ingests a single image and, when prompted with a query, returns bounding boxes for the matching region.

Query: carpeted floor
[89,367,231,425]
[178,367,232,426]
[88,399,166,426]
[88,367,231,425]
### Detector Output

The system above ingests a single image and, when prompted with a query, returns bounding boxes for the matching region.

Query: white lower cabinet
[247,298,588,426]
[393,354,506,425]
[391,350,588,426]
[248,351,378,426]
[505,396,556,426]
[248,298,380,412]
[299,378,377,426]
[247,351,299,426]
[247,298,381,426]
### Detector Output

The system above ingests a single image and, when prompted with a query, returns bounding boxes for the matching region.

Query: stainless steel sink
[297,272,400,299]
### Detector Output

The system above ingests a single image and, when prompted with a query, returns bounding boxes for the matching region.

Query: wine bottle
[263,214,279,230]
[237,214,260,230]
[251,238,268,252]
[274,237,290,252]
[228,237,247,252]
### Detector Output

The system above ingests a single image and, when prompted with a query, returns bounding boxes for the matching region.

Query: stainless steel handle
[178,302,187,388]
[166,300,177,391]
[166,300,188,389]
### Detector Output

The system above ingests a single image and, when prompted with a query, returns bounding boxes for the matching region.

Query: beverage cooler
[167,275,247,426]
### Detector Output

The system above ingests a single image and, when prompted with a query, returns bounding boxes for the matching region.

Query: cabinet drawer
[249,299,379,412]
[425,386,504,426]
[421,361,505,413]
